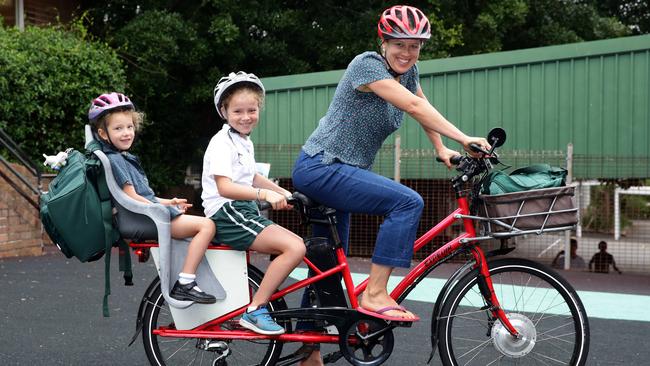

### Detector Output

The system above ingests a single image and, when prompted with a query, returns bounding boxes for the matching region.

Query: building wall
[0,0,16,25]
[0,162,45,258]
[257,34,650,180]
[0,0,80,27]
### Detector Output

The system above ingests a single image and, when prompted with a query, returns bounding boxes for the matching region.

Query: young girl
[202,72,306,335]
[88,92,217,304]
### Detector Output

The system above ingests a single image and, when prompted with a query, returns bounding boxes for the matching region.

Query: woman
[292,5,489,364]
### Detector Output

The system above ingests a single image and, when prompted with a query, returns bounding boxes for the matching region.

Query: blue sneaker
[239,306,285,335]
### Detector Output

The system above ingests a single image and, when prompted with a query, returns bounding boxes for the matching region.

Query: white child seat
[83,125,227,310]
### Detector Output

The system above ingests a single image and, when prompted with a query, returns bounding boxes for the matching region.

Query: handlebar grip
[469,143,490,155]
[258,195,297,211]
[436,155,463,165]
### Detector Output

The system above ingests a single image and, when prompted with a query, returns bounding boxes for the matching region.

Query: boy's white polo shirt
[201,124,257,218]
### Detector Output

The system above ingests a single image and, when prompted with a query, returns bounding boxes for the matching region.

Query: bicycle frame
[130,190,520,344]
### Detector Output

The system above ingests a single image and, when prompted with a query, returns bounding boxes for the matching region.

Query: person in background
[552,238,586,270]
[589,240,622,274]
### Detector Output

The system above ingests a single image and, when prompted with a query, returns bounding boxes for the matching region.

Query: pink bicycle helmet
[88,92,134,121]
[378,5,431,41]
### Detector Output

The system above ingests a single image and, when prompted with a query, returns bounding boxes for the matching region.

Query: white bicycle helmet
[213,71,265,119]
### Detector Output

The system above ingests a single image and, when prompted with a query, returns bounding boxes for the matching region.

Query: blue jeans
[292,150,424,268]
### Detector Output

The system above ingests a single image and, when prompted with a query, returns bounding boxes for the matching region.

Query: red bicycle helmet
[378,5,431,41]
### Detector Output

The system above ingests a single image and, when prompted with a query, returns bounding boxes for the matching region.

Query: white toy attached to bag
[42,149,71,170]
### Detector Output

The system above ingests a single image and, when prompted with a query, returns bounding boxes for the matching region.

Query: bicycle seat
[84,125,225,308]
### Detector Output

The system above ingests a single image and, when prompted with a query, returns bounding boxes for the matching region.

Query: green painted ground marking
[289,268,650,322]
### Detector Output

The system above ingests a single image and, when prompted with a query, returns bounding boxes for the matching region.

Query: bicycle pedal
[323,351,343,363]
[391,320,414,328]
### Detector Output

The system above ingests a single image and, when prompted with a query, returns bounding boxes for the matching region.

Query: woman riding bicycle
[292,5,490,364]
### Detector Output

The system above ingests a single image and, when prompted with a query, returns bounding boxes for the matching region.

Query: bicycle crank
[196,339,231,366]
[491,313,537,358]
[338,318,394,366]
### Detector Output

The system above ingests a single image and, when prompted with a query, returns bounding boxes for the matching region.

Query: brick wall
[0,162,45,258]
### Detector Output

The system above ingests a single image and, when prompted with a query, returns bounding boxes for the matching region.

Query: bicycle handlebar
[469,143,491,155]
[434,143,492,167]
[257,194,298,211]
[435,155,464,165]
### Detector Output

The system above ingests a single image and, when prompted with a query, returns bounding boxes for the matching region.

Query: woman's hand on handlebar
[462,136,491,157]
[436,146,462,169]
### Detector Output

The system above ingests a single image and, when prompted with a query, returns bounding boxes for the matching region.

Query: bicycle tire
[437,257,590,366]
[142,265,288,366]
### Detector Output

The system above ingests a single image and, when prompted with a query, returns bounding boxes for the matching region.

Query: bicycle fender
[128,276,161,347]
[429,261,476,359]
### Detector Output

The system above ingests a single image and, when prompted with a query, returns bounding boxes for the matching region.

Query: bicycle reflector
[134,247,150,263]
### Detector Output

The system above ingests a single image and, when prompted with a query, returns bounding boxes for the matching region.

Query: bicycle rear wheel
[437,258,589,366]
[142,266,288,366]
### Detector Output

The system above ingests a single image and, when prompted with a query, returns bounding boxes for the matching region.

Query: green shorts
[210,200,274,250]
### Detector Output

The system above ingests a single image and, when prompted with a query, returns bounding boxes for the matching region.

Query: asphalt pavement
[1,248,649,365]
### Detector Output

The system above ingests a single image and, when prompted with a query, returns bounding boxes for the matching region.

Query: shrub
[0,20,126,162]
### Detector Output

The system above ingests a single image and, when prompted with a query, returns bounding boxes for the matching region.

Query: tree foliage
[598,0,650,34]
[433,0,632,55]
[3,1,647,190]
[0,19,126,160]
[77,0,469,189]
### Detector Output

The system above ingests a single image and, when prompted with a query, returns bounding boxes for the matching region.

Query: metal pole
[15,0,25,31]
[394,134,401,183]
[564,143,573,270]
[566,142,573,184]
[614,187,620,240]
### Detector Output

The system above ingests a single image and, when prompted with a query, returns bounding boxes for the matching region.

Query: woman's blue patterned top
[302,51,419,169]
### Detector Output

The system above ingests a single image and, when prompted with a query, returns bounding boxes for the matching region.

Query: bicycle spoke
[458,338,493,365]
[528,353,553,365]
[531,351,570,365]
[485,354,506,366]
[442,308,491,319]
[516,276,541,313]
[188,346,200,366]
[538,329,577,344]
[165,338,193,362]
[537,321,576,339]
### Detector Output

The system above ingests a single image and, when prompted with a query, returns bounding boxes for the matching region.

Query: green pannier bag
[40,142,132,316]
[481,164,567,195]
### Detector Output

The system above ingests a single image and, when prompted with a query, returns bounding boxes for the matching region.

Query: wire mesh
[212,146,650,274]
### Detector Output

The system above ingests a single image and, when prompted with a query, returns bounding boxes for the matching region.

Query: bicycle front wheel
[437,258,589,366]
[142,266,288,366]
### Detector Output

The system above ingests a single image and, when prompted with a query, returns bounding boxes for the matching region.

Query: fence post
[614,187,621,240]
[394,134,401,183]
[16,0,25,31]
[576,181,582,238]
[564,143,573,270]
